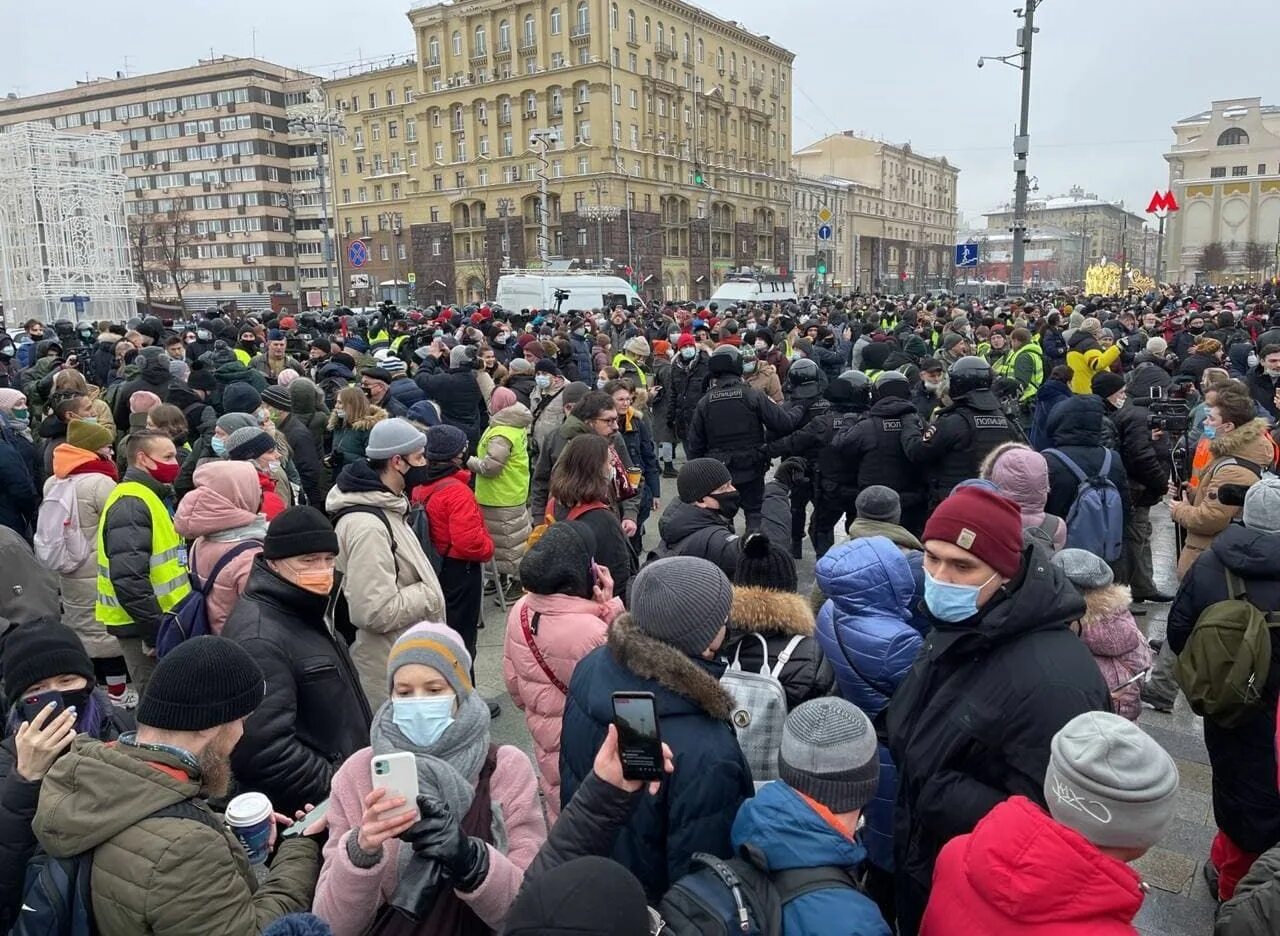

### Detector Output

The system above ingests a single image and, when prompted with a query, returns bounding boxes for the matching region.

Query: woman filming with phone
[0,620,133,930]
[313,622,546,936]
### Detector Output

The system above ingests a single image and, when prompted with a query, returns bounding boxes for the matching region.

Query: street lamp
[287,88,345,311]
[583,204,621,268]
[496,198,515,266]
[378,212,403,305]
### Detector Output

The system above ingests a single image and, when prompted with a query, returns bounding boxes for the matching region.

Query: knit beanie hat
[1044,711,1179,850]
[226,426,276,461]
[188,362,218,393]
[1051,548,1114,590]
[922,486,1024,579]
[276,369,300,387]
[1081,317,1103,337]
[0,389,24,413]
[1146,337,1168,356]
[503,856,651,936]
[263,506,338,560]
[941,332,965,351]
[382,358,407,377]
[778,697,880,814]
[509,357,535,375]
[222,383,263,415]
[677,457,733,504]
[365,417,427,460]
[676,333,697,350]
[425,424,468,461]
[1091,372,1125,400]
[66,419,113,454]
[169,359,190,382]
[733,532,798,592]
[129,390,162,414]
[623,336,650,358]
[216,412,258,436]
[2,620,96,708]
[137,636,265,732]
[519,521,597,599]
[489,386,518,414]
[855,485,901,524]
[1068,311,1085,329]
[629,557,732,656]
[1243,477,1280,534]
[386,622,473,698]
[535,358,561,376]
[261,385,293,412]
[449,345,474,369]
[562,381,590,407]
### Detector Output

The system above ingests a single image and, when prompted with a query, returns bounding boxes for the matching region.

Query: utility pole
[1009,0,1037,295]
[497,198,514,266]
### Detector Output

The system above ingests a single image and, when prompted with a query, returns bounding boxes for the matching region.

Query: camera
[1147,382,1192,435]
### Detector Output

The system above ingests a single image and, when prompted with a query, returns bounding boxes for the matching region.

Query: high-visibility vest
[391,334,410,352]
[95,482,191,628]
[233,347,251,365]
[994,343,1044,402]
[474,424,530,508]
[611,353,648,387]
[863,368,883,382]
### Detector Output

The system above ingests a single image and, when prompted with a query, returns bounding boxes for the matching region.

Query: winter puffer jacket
[503,591,620,821]
[110,348,174,429]
[411,469,495,563]
[173,461,265,635]
[468,403,533,576]
[1042,395,1131,527]
[1217,840,1280,936]
[329,407,385,474]
[720,586,835,711]
[653,482,792,579]
[1074,584,1151,721]
[815,536,922,873]
[417,367,488,450]
[981,443,1067,551]
[921,796,1145,936]
[1065,331,1121,394]
[1106,396,1172,507]
[1029,378,1074,451]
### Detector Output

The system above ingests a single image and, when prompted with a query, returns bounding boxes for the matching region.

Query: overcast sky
[7,0,1280,233]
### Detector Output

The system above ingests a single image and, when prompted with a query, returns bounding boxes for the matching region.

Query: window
[578,156,589,174]
[475,24,486,54]
[697,38,704,62]
[479,136,490,155]
[374,184,383,201]
[576,1,589,30]
[434,142,445,161]
[613,84,622,105]
[371,123,381,141]
[1209,167,1227,178]
[613,120,621,142]
[629,52,637,71]
[627,10,636,40]
[369,92,377,110]
[388,120,398,139]
[526,91,538,114]
[630,124,639,147]
[406,86,414,103]
[430,207,440,222]
[433,174,443,191]
[380,244,389,261]
[432,237,442,256]
[644,17,651,41]
[1232,165,1248,176]
[409,149,418,167]
[398,242,407,261]
[478,167,489,186]
[1261,163,1269,175]
[524,14,536,44]
[431,110,442,128]
[406,118,417,142]
[1218,127,1249,146]
[503,131,514,156]
[629,89,638,109]
[355,155,365,174]
[452,31,462,55]
[429,36,440,63]
[610,3,618,29]
[550,7,561,34]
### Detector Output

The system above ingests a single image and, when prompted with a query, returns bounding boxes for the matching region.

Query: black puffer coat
[1105,396,1171,507]
[885,545,1111,934]
[1168,523,1280,855]
[417,367,488,450]
[111,348,172,429]
[666,352,712,438]
[222,557,371,816]
[653,482,791,578]
[720,586,836,711]
[1042,394,1132,524]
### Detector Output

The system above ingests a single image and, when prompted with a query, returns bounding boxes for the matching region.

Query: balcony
[518,36,537,53]
[470,49,488,64]
[498,112,512,127]
[728,70,739,84]
[424,57,441,71]
[749,76,764,93]
[626,31,639,48]
[550,104,563,118]
[494,41,511,60]
[654,42,675,62]
[682,54,694,68]
[570,23,591,43]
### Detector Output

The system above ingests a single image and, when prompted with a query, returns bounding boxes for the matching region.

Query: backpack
[657,848,861,936]
[12,799,223,936]
[1022,514,1063,552]
[525,499,607,549]
[1175,568,1280,728]
[155,540,261,658]
[721,634,805,784]
[1043,448,1124,561]
[404,479,465,575]
[33,478,93,574]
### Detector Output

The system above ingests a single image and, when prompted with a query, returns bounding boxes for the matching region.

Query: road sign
[817,224,832,241]
[347,240,368,268]
[407,272,417,285]
[954,243,979,267]
[1146,190,1180,215]
[816,207,832,224]
[350,273,370,289]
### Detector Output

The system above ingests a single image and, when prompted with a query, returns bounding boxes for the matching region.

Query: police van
[495,269,640,312]
[709,272,798,306]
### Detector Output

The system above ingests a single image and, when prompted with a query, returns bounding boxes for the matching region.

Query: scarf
[608,444,637,503]
[206,516,269,543]
[68,457,119,481]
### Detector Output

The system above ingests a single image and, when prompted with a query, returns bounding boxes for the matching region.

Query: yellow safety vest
[233,348,251,365]
[95,482,191,628]
[994,343,1044,402]
[863,368,883,382]
[474,424,530,508]
[611,353,649,387]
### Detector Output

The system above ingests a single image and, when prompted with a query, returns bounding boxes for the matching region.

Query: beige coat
[326,482,446,707]
[746,362,783,402]
[469,403,534,576]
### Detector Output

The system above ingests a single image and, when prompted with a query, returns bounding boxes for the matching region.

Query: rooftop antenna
[252,28,257,59]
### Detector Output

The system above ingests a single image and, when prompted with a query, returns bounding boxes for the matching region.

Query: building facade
[1164,97,1280,284]
[957,225,1082,288]
[324,0,795,306]
[0,57,324,314]
[791,132,959,292]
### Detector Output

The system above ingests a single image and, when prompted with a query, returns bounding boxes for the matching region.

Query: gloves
[401,795,490,893]
[772,456,808,491]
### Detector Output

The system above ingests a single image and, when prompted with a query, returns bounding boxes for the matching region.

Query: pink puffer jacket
[173,461,265,634]
[503,591,621,822]
[1079,584,1153,721]
[982,442,1068,550]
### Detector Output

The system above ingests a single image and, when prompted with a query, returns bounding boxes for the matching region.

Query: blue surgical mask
[392,694,456,747]
[923,569,997,623]
[535,373,552,389]
[680,346,696,361]
[211,436,228,457]
[1202,423,1217,440]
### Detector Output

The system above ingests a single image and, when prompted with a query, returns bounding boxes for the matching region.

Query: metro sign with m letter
[1146,190,1180,216]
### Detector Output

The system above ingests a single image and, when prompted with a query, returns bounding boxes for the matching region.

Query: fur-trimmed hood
[729,586,816,638]
[608,614,735,720]
[1079,584,1142,658]
[1081,584,1133,630]
[1208,417,1272,459]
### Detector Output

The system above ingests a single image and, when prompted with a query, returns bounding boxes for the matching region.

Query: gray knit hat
[629,557,732,656]
[449,345,474,369]
[1044,711,1179,850]
[1051,548,1115,590]
[215,412,257,436]
[1243,477,1280,534]
[778,697,880,814]
[365,417,427,460]
[677,458,733,504]
[385,621,473,698]
[855,485,901,525]
[261,384,293,412]
[509,357,535,375]
[226,426,276,461]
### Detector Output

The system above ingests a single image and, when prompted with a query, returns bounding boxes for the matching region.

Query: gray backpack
[1044,448,1124,562]
[721,634,805,784]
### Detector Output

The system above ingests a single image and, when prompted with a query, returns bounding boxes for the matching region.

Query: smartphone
[281,798,330,838]
[370,751,420,822]
[611,691,664,782]
[20,690,66,724]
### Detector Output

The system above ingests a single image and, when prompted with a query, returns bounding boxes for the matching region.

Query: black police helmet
[786,357,820,387]
[708,343,743,376]
[873,370,911,402]
[948,355,994,397]
[827,369,871,407]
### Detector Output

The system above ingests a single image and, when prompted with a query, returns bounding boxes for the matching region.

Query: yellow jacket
[1066,343,1120,394]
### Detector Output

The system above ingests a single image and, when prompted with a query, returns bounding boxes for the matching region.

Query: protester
[548,434,634,600]
[468,386,532,595]
[328,385,386,474]
[1041,394,1132,529]
[979,442,1067,550]
[262,385,324,508]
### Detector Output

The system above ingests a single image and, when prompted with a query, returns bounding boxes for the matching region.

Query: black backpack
[13,800,223,936]
[657,848,861,936]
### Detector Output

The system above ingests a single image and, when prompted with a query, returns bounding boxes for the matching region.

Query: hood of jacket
[817,536,916,621]
[1047,393,1107,448]
[607,614,735,720]
[1207,416,1272,460]
[729,587,816,638]
[214,360,259,385]
[868,396,918,419]
[1035,378,1074,407]
[1079,585,1142,659]
[491,401,533,429]
[51,443,99,479]
[936,796,1143,926]
[174,461,263,538]
[731,780,867,873]
[38,413,67,441]
[1067,330,1101,354]
[1211,523,1280,578]
[288,377,325,418]
[846,519,922,552]
[983,442,1050,514]
[657,498,734,546]
[33,736,202,857]
[327,458,407,515]
[558,413,590,441]
[315,360,356,384]
[137,348,172,384]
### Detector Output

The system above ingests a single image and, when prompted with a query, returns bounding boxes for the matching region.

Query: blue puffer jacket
[569,332,595,379]
[814,536,922,872]
[731,781,891,936]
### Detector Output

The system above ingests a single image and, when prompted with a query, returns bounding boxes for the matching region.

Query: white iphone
[370,751,420,822]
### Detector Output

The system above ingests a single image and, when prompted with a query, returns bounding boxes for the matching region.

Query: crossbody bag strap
[770,635,806,679]
[520,603,569,694]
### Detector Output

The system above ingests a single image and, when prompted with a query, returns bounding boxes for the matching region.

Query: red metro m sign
[1146,190,1180,215]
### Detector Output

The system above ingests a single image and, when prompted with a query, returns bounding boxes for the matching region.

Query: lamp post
[379,212,403,304]
[496,198,515,267]
[583,204,621,268]
[287,88,345,311]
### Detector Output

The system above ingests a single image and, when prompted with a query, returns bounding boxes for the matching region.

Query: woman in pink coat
[172,461,265,634]
[503,521,622,822]
[313,621,546,936]
[980,442,1068,551]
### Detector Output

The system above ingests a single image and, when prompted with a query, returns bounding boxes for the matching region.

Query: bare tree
[154,208,198,310]
[126,216,155,314]
[1199,242,1229,277]
[1243,241,1270,279]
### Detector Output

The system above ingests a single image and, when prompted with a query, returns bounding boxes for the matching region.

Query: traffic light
[693,165,707,187]
[816,252,828,277]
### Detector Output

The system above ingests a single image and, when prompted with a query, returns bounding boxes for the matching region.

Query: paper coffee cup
[625,467,642,488]
[225,791,273,865]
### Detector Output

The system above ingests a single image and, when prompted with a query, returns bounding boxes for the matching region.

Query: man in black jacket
[110,346,172,430]
[417,344,488,452]
[886,486,1111,935]
[1245,343,1280,422]
[261,385,324,508]
[666,335,711,453]
[222,507,370,815]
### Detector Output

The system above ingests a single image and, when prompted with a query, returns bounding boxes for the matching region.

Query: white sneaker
[110,687,139,710]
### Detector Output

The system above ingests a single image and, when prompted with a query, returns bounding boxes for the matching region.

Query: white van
[495,271,640,312]
[709,274,798,306]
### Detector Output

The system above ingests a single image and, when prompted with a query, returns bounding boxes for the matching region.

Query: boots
[662,462,678,479]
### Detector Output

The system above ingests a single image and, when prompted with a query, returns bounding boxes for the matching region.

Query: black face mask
[400,462,432,491]
[714,491,741,520]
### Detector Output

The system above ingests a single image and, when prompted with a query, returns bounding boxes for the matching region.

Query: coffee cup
[225,791,273,865]
[625,467,642,488]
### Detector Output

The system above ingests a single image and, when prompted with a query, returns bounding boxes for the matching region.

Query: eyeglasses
[595,416,619,425]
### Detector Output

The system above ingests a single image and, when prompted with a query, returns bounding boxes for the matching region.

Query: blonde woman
[329,385,387,473]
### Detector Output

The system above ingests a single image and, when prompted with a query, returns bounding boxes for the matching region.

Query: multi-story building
[792,132,959,292]
[0,57,322,313]
[324,0,795,306]
[789,174,849,295]
[1164,97,1280,284]
[957,225,1082,288]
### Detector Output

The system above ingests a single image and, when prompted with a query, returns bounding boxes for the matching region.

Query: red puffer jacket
[921,796,1146,936]
[412,469,495,563]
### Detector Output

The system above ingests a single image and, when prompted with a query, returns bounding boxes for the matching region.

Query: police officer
[832,371,929,536]
[901,355,1018,510]
[808,371,872,558]
[687,345,807,531]
[765,358,829,557]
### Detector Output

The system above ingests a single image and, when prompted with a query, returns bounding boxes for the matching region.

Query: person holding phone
[314,622,546,935]
[0,620,133,930]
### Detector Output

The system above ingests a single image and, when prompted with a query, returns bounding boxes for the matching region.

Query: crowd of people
[0,284,1279,934]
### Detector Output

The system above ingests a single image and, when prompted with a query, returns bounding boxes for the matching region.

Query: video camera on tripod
[1147,382,1193,436]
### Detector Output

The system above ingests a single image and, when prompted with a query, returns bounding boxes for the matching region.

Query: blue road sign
[59,295,91,317]
[955,243,979,267]
[817,224,832,241]
[347,240,368,268]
